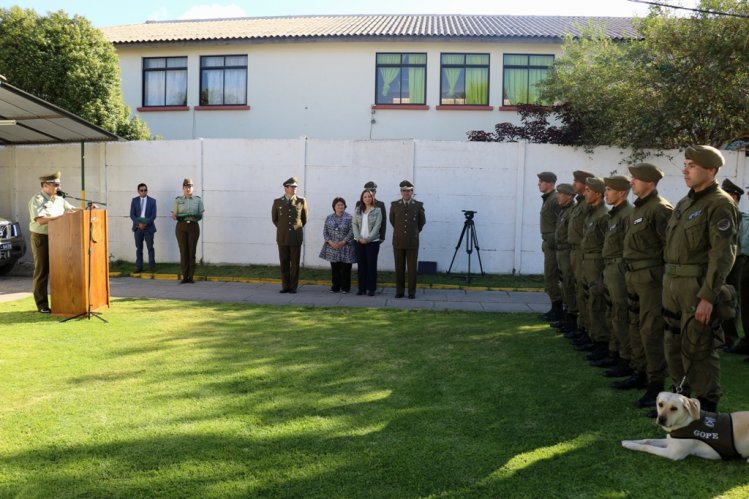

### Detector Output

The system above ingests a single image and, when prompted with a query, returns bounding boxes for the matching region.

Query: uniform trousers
[542,239,562,302]
[625,265,667,383]
[556,248,577,314]
[582,256,609,343]
[663,274,723,404]
[393,247,418,296]
[604,262,630,360]
[134,229,155,271]
[278,244,301,291]
[175,221,200,280]
[31,232,49,309]
[355,241,380,293]
[571,247,588,331]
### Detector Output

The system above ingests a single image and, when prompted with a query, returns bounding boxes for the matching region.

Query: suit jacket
[130,195,157,233]
[272,195,308,245]
[389,199,425,249]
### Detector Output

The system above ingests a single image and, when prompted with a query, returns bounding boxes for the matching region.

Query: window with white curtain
[502,54,554,106]
[199,55,248,106]
[142,57,187,107]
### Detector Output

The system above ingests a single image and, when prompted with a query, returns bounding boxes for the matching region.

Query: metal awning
[0,80,120,145]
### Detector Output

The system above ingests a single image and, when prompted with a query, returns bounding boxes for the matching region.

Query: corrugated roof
[101,14,637,44]
[0,81,119,145]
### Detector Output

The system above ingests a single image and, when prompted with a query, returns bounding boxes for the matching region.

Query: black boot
[698,397,718,413]
[559,313,578,333]
[572,336,595,351]
[603,359,633,378]
[590,351,618,368]
[611,371,647,390]
[635,381,664,408]
[540,300,564,322]
[586,343,610,361]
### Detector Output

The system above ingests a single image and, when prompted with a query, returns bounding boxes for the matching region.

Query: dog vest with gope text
[669,411,741,460]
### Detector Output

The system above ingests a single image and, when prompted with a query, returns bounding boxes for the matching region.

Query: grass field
[2,296,749,498]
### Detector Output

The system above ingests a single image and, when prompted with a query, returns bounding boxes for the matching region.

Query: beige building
[101,14,636,141]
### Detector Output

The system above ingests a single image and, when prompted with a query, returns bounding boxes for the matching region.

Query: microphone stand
[60,194,108,323]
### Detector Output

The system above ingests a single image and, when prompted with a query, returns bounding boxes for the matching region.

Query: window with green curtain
[375,53,426,104]
[440,53,489,105]
[502,53,554,106]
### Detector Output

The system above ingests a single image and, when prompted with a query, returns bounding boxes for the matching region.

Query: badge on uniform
[687,209,702,221]
[633,217,643,225]
[716,218,732,232]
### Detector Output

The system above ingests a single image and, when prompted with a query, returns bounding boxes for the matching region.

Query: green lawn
[109,261,545,290]
[2,297,749,498]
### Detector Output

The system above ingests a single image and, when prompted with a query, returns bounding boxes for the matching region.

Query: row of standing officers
[537,145,741,415]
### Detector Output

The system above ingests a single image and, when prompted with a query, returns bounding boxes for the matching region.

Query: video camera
[462,210,477,220]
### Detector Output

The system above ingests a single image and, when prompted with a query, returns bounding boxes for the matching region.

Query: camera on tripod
[462,210,477,220]
[448,210,484,281]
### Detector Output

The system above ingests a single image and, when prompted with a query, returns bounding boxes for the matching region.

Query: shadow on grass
[2,300,748,497]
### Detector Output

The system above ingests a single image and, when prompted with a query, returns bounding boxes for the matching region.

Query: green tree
[0,6,150,140]
[538,0,749,152]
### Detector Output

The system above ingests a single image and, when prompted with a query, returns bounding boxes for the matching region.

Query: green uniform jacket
[664,182,739,304]
[581,203,609,255]
[272,196,308,246]
[555,201,575,250]
[171,195,205,221]
[567,195,588,248]
[623,190,672,262]
[540,190,561,245]
[389,199,425,249]
[602,201,633,260]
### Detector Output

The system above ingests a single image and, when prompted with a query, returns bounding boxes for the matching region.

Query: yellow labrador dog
[622,392,749,461]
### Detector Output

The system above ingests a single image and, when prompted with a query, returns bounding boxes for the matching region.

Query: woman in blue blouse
[319,197,356,293]
[353,189,382,296]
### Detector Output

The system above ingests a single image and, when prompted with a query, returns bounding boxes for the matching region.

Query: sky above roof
[0,0,700,27]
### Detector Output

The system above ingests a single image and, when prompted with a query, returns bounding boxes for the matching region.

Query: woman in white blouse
[352,189,382,296]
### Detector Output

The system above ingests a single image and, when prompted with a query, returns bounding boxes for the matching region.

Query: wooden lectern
[48,208,110,318]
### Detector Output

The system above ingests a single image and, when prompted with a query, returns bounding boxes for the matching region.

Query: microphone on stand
[56,189,69,198]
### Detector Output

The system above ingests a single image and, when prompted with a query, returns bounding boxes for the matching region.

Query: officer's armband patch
[716,218,732,232]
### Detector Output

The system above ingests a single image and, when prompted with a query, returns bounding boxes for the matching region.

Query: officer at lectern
[28,171,80,313]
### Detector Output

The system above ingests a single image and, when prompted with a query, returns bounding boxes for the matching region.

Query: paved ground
[0,275,550,313]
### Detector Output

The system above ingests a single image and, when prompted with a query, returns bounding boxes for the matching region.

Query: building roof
[101,14,638,44]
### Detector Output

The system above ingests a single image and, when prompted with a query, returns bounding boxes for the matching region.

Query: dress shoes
[180,278,189,284]
[394,293,404,298]
[367,290,375,296]
[288,289,297,294]
[187,277,195,283]
[134,267,143,273]
[38,306,51,314]
[279,289,290,293]
[357,290,366,296]
[408,294,415,299]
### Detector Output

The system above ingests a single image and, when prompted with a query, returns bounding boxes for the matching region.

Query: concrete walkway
[0,275,550,313]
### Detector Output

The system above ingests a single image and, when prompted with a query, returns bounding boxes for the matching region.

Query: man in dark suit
[129,182,157,272]
[272,176,309,293]
[390,180,426,299]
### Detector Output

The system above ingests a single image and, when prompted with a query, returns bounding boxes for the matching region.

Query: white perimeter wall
[1,139,747,275]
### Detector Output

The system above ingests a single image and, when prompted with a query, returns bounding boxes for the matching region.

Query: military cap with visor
[39,171,61,184]
[685,145,724,169]
[628,163,664,183]
[399,180,414,190]
[283,176,299,187]
[721,178,744,198]
[182,177,193,186]
[604,175,631,192]
[363,181,377,189]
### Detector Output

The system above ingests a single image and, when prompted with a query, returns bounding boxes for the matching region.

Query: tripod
[447,211,485,282]
[61,199,108,323]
